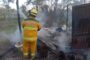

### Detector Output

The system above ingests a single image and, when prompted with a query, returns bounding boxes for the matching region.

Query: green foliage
[0,7,18,33]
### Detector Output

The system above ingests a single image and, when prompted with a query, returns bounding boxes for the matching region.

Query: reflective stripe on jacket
[23,37,37,41]
[24,26,37,30]
[22,20,41,41]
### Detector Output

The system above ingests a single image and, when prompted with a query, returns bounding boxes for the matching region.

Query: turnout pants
[23,40,37,57]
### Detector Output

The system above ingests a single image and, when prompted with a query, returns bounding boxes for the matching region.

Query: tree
[0,0,14,8]
[20,5,28,18]
[24,0,81,27]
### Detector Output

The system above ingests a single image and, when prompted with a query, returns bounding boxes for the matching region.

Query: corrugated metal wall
[72,3,90,49]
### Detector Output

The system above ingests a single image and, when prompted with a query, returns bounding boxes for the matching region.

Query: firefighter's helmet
[30,7,38,16]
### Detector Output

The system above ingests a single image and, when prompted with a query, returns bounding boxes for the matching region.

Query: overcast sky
[9,0,62,9]
[1,0,90,9]
[9,0,27,9]
[9,0,90,9]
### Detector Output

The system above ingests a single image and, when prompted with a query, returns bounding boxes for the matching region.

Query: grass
[0,20,18,34]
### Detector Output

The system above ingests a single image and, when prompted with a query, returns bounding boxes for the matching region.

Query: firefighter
[22,7,42,59]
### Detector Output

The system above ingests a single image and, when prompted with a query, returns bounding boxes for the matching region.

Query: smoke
[36,11,48,25]
[54,32,70,52]
[38,27,71,52]
[0,32,9,40]
[19,9,28,19]
[0,32,11,54]
[10,27,22,45]
[37,4,70,52]
[38,28,57,50]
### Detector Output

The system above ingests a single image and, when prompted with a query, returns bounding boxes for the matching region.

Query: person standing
[22,7,42,60]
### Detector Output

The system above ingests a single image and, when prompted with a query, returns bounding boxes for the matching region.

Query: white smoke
[38,27,71,52]
[19,9,28,19]
[38,28,57,50]
[10,27,22,45]
[0,32,9,40]
[0,32,11,54]
[36,10,48,25]
[54,32,70,52]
